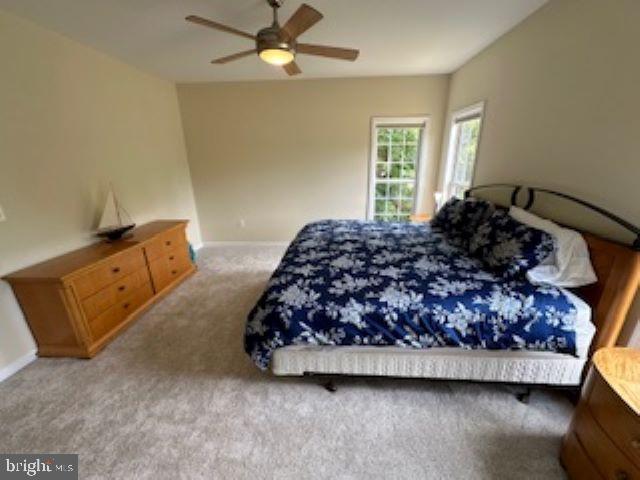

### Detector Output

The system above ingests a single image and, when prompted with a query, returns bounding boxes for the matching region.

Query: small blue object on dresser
[469,210,554,279]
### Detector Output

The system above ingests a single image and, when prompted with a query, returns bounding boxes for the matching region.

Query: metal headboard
[464,183,640,251]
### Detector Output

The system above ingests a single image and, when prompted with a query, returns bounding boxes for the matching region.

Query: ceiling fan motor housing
[256,25,296,56]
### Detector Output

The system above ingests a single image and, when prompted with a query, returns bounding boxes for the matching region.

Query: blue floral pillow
[431,197,495,249]
[469,210,554,279]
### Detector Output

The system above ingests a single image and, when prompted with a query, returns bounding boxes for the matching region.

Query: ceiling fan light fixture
[259,48,295,66]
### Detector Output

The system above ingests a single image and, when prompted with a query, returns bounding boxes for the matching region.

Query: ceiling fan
[185,0,359,76]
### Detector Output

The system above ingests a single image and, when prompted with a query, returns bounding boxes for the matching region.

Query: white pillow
[509,206,597,287]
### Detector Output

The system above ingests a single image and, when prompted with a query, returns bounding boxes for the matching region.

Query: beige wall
[439,0,640,346]
[0,10,201,371]
[178,76,449,242]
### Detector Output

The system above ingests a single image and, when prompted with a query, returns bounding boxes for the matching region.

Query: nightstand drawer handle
[615,470,629,480]
[631,438,640,449]
[112,267,120,274]
[123,302,130,309]
[171,270,177,275]
[118,285,126,292]
[169,255,175,261]
[165,240,172,246]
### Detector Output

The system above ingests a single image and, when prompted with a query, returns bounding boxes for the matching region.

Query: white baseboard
[0,349,37,383]
[201,241,289,247]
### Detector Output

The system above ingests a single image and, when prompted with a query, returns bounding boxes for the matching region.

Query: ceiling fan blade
[281,4,323,40]
[297,43,359,61]
[186,15,255,41]
[211,49,257,64]
[283,61,302,76]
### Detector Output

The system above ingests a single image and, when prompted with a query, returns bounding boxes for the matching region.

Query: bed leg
[516,387,531,404]
[323,380,337,393]
[563,387,580,405]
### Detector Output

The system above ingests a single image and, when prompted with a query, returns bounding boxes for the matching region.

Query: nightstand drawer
[574,405,640,480]
[589,372,640,467]
[561,431,603,480]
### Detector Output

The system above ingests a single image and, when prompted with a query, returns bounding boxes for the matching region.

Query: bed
[245,185,640,388]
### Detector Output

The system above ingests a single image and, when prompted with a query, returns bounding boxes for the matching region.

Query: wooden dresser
[3,220,196,358]
[561,348,640,480]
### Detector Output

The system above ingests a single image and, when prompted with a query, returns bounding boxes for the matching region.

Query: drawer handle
[169,255,175,260]
[123,302,130,309]
[615,470,629,480]
[118,285,126,292]
[112,267,121,274]
[631,438,640,449]
[165,241,172,246]
[171,270,177,275]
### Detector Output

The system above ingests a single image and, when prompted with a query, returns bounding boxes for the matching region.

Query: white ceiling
[0,0,548,82]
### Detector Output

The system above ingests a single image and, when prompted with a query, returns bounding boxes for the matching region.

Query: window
[368,117,428,222]
[443,103,484,200]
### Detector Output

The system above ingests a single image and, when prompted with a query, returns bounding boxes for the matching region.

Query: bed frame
[464,184,640,357]
[273,184,640,395]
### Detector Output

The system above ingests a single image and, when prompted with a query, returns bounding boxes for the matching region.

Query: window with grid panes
[449,116,481,199]
[370,121,425,222]
[443,103,484,201]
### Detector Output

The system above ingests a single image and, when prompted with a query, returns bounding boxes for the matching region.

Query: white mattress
[271,289,595,386]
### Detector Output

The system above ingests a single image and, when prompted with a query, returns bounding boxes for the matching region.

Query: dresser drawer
[143,236,165,262]
[589,372,640,467]
[166,243,191,273]
[149,257,170,293]
[574,405,640,480]
[72,248,146,299]
[81,268,150,320]
[148,244,192,293]
[89,283,153,341]
[159,226,187,254]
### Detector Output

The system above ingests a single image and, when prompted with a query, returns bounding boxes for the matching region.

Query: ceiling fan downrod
[267,0,284,26]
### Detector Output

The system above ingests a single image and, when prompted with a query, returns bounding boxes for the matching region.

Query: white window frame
[366,116,429,220]
[442,102,485,202]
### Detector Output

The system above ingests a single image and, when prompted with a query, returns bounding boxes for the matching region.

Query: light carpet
[0,245,573,479]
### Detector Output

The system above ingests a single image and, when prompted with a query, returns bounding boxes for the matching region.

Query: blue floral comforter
[245,220,578,370]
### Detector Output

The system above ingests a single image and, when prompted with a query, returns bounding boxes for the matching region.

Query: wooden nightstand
[561,348,640,480]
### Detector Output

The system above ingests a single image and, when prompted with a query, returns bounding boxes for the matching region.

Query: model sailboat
[96,188,135,241]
